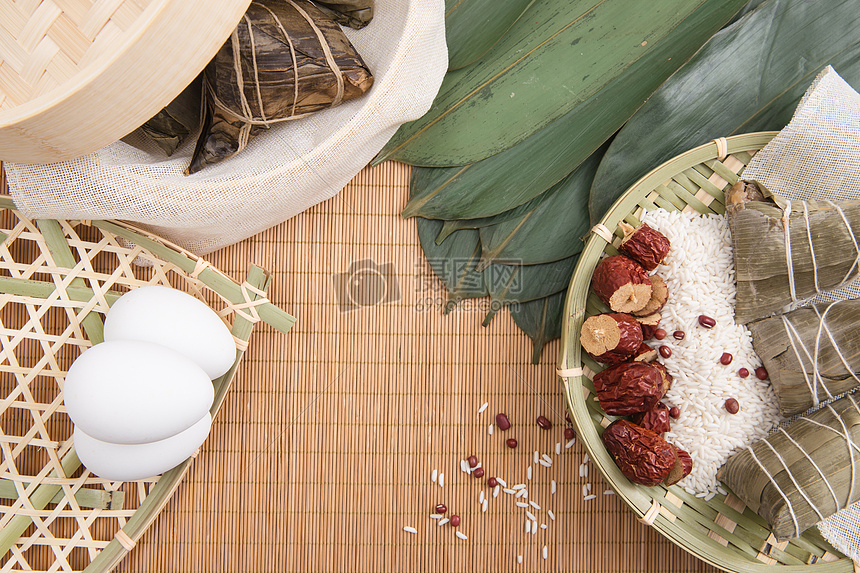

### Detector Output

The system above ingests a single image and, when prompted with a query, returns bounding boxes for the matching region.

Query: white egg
[103,285,236,379]
[74,413,212,481]
[64,340,214,444]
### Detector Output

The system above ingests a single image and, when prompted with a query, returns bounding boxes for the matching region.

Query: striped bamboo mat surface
[1,162,717,572]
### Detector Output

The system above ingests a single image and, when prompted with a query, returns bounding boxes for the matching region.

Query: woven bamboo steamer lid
[0,0,252,164]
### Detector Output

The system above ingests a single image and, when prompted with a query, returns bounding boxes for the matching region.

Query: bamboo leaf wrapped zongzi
[718,394,860,541]
[727,181,860,323]
[187,0,374,174]
[749,298,860,416]
[138,77,202,156]
[312,0,374,29]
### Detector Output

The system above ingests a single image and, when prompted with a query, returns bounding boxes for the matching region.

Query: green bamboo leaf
[589,0,860,223]
[375,0,748,167]
[416,217,487,312]
[434,187,557,244]
[445,0,535,71]
[398,2,745,223]
[482,256,577,326]
[477,148,601,269]
[509,291,566,364]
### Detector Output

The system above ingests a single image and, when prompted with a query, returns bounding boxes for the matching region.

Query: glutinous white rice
[640,209,782,494]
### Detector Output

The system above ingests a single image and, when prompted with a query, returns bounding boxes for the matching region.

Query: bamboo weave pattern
[0,0,152,110]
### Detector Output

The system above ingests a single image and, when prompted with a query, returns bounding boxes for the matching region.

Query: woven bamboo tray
[557,132,854,573]
[0,196,295,572]
[0,0,251,163]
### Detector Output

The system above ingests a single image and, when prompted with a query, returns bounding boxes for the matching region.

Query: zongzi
[727,180,860,324]
[187,0,374,174]
[749,299,860,416]
[312,0,374,29]
[138,77,202,156]
[718,394,860,541]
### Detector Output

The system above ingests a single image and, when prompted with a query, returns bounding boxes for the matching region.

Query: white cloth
[743,65,860,564]
[4,0,447,254]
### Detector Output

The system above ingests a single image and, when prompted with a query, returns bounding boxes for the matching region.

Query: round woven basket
[0,196,295,572]
[558,132,853,572]
[0,0,251,164]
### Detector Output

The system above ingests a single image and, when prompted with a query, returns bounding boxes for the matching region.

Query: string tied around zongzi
[719,393,860,540]
[727,181,860,323]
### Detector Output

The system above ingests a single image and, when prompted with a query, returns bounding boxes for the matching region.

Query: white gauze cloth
[4,0,447,254]
[742,65,860,564]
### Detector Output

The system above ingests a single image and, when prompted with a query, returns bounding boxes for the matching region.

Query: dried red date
[592,362,665,416]
[636,312,661,340]
[633,275,669,317]
[630,403,671,435]
[591,255,653,313]
[618,222,671,271]
[580,313,643,365]
[664,445,694,486]
[632,342,658,363]
[602,420,677,486]
[650,362,673,393]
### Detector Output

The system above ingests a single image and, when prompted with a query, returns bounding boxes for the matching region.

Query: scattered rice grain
[584,494,597,501]
[488,424,494,435]
[534,451,540,464]
[565,439,575,449]
[439,473,444,487]
[479,491,485,504]
[497,478,508,487]
[513,484,526,490]
[503,488,516,495]
[482,499,488,513]
[518,555,523,564]
[456,532,468,541]
[516,502,529,508]
[438,518,449,527]
[530,501,541,510]
[556,442,561,455]
[478,401,489,416]
[548,510,556,521]
[539,459,551,468]
[526,521,531,534]
[541,524,548,530]
[516,489,528,499]
[543,546,548,560]
[430,514,442,520]
[493,485,500,498]
[403,526,417,534]
[527,466,532,480]
[541,454,552,464]
[551,480,557,495]
[431,469,438,483]
[526,511,537,522]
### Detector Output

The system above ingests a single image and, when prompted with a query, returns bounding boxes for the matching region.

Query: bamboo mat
[1,163,718,572]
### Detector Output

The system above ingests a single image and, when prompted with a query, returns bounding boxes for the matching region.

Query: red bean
[496,413,512,431]
[654,328,667,340]
[659,345,672,358]
[487,477,498,488]
[536,415,552,430]
[698,315,716,328]
[720,352,733,365]
[506,438,518,449]
[467,455,478,468]
[449,515,461,527]
[725,398,740,414]
[563,428,575,440]
[738,367,750,378]
[669,406,680,419]
[673,330,686,340]
[435,504,447,514]
[473,467,485,478]
[755,367,768,380]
